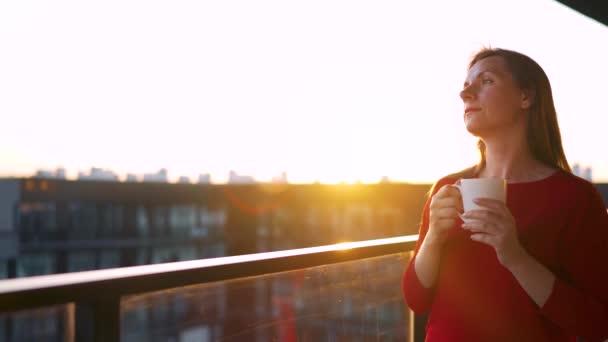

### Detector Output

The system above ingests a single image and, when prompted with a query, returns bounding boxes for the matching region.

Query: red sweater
[403,170,608,341]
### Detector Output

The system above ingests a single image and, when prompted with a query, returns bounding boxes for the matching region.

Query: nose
[459,84,476,102]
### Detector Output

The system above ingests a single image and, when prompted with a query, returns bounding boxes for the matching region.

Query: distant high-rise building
[143,168,168,183]
[572,163,581,177]
[572,163,593,182]
[380,176,390,183]
[228,170,255,184]
[198,174,211,184]
[178,176,190,184]
[34,167,67,179]
[34,169,54,178]
[56,167,67,179]
[78,167,119,181]
[126,173,138,182]
[271,172,288,184]
[583,166,593,182]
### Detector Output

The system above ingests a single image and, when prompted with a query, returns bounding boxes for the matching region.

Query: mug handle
[452,179,462,192]
[452,179,466,221]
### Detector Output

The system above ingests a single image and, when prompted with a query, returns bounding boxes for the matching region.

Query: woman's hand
[461,198,527,268]
[427,184,463,246]
[413,184,464,290]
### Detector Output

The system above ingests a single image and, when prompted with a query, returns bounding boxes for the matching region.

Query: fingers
[462,220,498,235]
[431,196,463,212]
[433,207,462,220]
[472,198,509,217]
[434,184,461,199]
[462,209,501,222]
[470,233,494,246]
[466,217,498,246]
[431,185,464,212]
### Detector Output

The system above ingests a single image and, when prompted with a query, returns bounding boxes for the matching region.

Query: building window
[98,204,124,237]
[0,261,7,279]
[39,181,49,192]
[152,206,168,236]
[152,247,179,264]
[18,202,57,233]
[68,202,98,239]
[176,247,197,261]
[169,205,196,235]
[136,248,149,265]
[136,206,150,236]
[67,251,96,272]
[199,207,227,238]
[99,249,121,269]
[24,180,35,192]
[17,253,55,277]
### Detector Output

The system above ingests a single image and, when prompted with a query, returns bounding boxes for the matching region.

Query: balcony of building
[0,235,421,341]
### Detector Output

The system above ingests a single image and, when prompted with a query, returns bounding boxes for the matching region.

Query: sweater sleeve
[541,183,608,342]
[402,178,450,314]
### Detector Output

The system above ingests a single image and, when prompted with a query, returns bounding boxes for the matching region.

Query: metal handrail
[0,235,418,341]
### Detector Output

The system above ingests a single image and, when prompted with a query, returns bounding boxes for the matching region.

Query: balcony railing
[0,235,419,341]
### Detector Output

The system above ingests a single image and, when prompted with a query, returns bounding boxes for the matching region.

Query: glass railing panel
[121,251,413,341]
[0,304,72,342]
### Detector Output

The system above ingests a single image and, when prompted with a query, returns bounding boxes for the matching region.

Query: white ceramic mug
[453,178,507,222]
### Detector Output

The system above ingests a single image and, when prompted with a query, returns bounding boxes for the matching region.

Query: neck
[478,129,552,182]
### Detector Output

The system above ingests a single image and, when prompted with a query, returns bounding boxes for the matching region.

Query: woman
[402,48,608,341]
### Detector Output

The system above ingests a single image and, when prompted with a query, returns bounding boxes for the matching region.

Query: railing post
[64,303,75,342]
[408,309,414,342]
[75,296,120,342]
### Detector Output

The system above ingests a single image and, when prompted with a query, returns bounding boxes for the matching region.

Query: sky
[1,0,607,184]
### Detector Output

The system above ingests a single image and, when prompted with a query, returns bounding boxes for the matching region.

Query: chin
[464,122,484,137]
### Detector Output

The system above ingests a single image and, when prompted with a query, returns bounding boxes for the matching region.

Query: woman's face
[460,56,529,138]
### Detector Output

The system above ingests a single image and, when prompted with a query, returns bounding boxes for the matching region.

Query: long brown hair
[428,48,571,197]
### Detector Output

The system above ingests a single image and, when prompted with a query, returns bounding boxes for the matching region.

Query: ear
[520,88,535,110]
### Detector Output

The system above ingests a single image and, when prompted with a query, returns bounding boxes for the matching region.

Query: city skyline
[27,166,385,184]
[2,0,608,184]
[13,162,598,184]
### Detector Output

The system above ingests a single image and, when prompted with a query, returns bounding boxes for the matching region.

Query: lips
[465,107,481,114]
